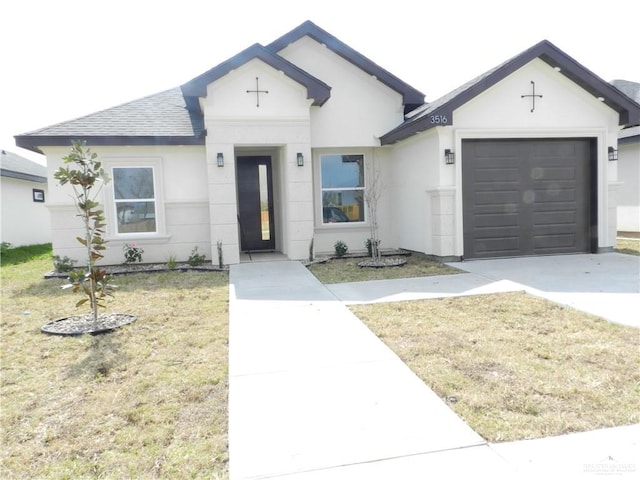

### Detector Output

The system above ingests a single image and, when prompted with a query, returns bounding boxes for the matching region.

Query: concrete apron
[228,261,510,479]
[447,253,640,328]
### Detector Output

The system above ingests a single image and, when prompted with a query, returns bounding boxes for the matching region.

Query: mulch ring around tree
[41,313,137,336]
[357,257,407,268]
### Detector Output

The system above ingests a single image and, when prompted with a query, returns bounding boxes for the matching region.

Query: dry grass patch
[615,237,640,256]
[1,255,229,479]
[351,292,640,442]
[309,252,460,284]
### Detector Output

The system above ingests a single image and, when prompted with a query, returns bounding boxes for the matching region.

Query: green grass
[351,292,640,442]
[308,252,461,284]
[1,251,229,479]
[0,243,53,266]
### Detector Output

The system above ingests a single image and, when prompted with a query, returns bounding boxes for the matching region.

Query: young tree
[54,141,114,324]
[365,161,383,261]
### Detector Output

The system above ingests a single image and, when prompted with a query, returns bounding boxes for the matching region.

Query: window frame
[110,164,159,236]
[319,153,366,226]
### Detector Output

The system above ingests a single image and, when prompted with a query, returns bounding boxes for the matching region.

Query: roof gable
[267,21,424,112]
[381,40,640,145]
[181,43,331,110]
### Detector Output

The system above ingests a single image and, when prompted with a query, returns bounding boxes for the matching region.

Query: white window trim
[103,158,166,240]
[318,152,367,227]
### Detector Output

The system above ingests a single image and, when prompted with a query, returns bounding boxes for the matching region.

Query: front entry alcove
[236,155,277,253]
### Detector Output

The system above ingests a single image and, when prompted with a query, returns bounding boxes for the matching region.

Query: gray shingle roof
[18,88,203,137]
[15,20,425,153]
[15,88,205,152]
[612,80,640,103]
[1,150,47,182]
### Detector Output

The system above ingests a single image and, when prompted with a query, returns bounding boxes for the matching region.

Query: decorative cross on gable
[521,80,543,112]
[247,77,268,107]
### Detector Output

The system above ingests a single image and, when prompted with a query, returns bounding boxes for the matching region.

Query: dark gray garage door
[462,139,593,259]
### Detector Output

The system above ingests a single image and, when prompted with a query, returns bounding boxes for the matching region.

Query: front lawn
[351,292,640,442]
[1,252,229,479]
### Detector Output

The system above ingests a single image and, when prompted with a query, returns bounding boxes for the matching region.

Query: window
[320,154,365,224]
[113,167,156,234]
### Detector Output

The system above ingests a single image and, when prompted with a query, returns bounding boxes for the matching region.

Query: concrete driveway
[448,253,639,328]
[328,253,639,328]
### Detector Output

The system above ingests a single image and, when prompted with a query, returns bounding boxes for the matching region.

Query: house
[611,80,640,233]
[1,149,51,247]
[14,21,640,265]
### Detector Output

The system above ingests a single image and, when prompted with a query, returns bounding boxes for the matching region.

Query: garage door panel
[474,237,521,256]
[534,233,579,250]
[532,167,578,181]
[474,213,520,228]
[463,139,591,259]
[475,190,520,205]
[475,167,520,183]
[534,188,577,203]
[533,210,577,225]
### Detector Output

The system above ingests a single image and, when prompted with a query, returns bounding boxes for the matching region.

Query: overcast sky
[2,0,639,165]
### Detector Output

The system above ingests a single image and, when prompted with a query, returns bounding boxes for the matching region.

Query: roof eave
[14,135,205,150]
[0,169,47,183]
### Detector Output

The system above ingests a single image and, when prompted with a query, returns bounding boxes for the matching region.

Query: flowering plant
[123,242,144,264]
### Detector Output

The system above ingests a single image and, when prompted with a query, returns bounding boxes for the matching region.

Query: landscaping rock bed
[41,313,137,336]
[44,263,227,279]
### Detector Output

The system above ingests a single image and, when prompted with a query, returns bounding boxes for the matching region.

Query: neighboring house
[1,149,51,247]
[611,80,640,233]
[14,21,640,265]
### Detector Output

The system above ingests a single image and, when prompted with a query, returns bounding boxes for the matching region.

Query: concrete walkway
[229,257,639,479]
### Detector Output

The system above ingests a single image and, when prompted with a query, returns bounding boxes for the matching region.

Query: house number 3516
[429,115,448,124]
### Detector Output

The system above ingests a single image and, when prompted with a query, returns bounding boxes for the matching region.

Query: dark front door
[462,139,593,259]
[237,156,275,251]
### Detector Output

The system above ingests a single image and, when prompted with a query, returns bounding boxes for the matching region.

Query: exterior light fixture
[608,147,618,161]
[217,152,224,167]
[297,152,304,167]
[444,149,455,165]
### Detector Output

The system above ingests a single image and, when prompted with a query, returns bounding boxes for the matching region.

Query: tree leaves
[55,141,115,321]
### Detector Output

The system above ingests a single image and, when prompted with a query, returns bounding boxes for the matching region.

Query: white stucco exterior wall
[1,176,51,246]
[43,145,208,265]
[275,36,406,148]
[202,59,314,263]
[616,132,640,232]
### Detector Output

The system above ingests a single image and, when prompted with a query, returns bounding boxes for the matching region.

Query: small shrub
[188,247,206,267]
[0,242,12,255]
[167,255,177,270]
[53,255,77,273]
[365,238,381,257]
[334,240,348,258]
[123,242,144,264]
[216,241,224,268]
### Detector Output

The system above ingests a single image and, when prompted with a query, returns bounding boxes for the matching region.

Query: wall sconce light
[297,152,304,167]
[444,149,455,165]
[608,146,618,161]
[217,152,224,167]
